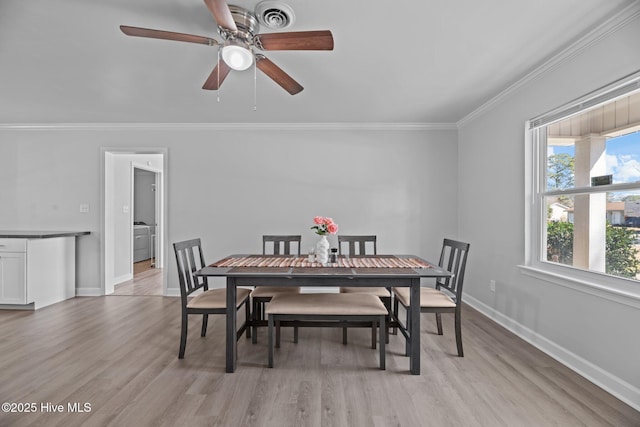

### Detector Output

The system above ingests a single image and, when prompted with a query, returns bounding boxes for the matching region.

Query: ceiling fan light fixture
[221,41,253,71]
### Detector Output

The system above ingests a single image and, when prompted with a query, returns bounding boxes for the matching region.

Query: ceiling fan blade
[120,25,218,46]
[255,30,334,51]
[203,0,238,32]
[255,55,303,95]
[202,60,232,90]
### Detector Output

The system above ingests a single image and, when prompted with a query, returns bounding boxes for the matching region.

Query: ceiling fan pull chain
[253,58,257,111]
[217,49,221,103]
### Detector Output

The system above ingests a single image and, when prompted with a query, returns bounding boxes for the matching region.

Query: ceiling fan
[120,0,334,95]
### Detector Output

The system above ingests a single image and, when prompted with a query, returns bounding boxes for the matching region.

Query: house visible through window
[530,75,640,284]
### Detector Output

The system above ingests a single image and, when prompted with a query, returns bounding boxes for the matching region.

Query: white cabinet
[0,251,26,304]
[134,226,151,263]
[0,236,77,309]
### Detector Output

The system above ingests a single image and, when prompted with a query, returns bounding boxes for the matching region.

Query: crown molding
[0,122,457,131]
[457,1,640,129]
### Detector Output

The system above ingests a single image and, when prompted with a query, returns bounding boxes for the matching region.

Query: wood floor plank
[113,265,163,296]
[0,297,637,427]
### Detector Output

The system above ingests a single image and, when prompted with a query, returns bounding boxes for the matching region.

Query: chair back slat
[173,238,207,299]
[436,238,470,301]
[263,235,301,256]
[338,235,377,255]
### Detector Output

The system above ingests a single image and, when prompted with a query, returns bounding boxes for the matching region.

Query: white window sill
[518,265,640,309]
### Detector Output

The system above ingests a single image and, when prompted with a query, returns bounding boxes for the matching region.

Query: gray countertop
[0,231,90,239]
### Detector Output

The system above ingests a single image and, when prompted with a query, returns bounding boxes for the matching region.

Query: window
[527,72,640,292]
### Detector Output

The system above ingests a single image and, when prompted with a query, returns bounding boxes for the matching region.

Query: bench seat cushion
[266,293,388,316]
[339,286,390,297]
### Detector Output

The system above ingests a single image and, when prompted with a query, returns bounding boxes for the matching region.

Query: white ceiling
[0,0,635,124]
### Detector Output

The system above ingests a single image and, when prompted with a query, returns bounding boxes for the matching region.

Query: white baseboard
[113,273,133,285]
[75,288,103,297]
[165,288,180,297]
[463,293,640,412]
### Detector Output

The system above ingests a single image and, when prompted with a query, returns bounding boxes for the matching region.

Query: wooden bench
[266,293,388,370]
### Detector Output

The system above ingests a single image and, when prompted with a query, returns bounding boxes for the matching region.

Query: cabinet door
[134,233,148,250]
[0,252,27,304]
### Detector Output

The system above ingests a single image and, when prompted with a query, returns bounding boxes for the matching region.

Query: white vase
[315,235,330,264]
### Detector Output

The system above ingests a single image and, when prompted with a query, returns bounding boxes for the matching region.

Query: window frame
[523,70,640,307]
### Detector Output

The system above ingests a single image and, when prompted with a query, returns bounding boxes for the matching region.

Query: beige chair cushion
[393,287,456,308]
[266,293,388,316]
[250,286,301,298]
[339,286,390,297]
[187,287,251,309]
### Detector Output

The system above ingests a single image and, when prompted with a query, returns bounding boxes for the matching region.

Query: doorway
[117,166,162,295]
[102,149,167,296]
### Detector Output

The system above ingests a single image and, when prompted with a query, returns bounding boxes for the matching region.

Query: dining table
[194,254,452,375]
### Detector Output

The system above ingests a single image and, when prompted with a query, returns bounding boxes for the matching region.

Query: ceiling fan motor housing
[223,5,260,41]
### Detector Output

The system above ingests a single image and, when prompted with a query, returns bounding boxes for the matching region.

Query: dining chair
[250,235,301,343]
[337,235,392,344]
[338,234,377,256]
[392,238,470,357]
[173,238,251,359]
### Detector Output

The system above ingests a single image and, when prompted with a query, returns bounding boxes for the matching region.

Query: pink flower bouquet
[311,216,339,235]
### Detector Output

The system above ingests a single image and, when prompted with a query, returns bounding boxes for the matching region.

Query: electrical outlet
[79,203,89,213]
[489,280,496,292]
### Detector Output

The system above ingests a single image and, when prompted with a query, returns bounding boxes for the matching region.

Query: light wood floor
[113,261,162,296]
[0,297,637,427]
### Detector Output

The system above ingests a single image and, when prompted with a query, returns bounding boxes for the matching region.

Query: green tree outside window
[547,221,640,279]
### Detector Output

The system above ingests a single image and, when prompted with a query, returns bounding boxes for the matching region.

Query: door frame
[100,148,168,296]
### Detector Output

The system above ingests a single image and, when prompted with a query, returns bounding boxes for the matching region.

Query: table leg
[226,277,237,373]
[409,278,420,375]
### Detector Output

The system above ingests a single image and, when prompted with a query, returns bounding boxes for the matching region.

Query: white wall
[0,140,100,292]
[457,14,640,409]
[0,126,458,295]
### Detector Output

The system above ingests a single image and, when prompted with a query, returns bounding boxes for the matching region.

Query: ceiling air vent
[255,1,295,30]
